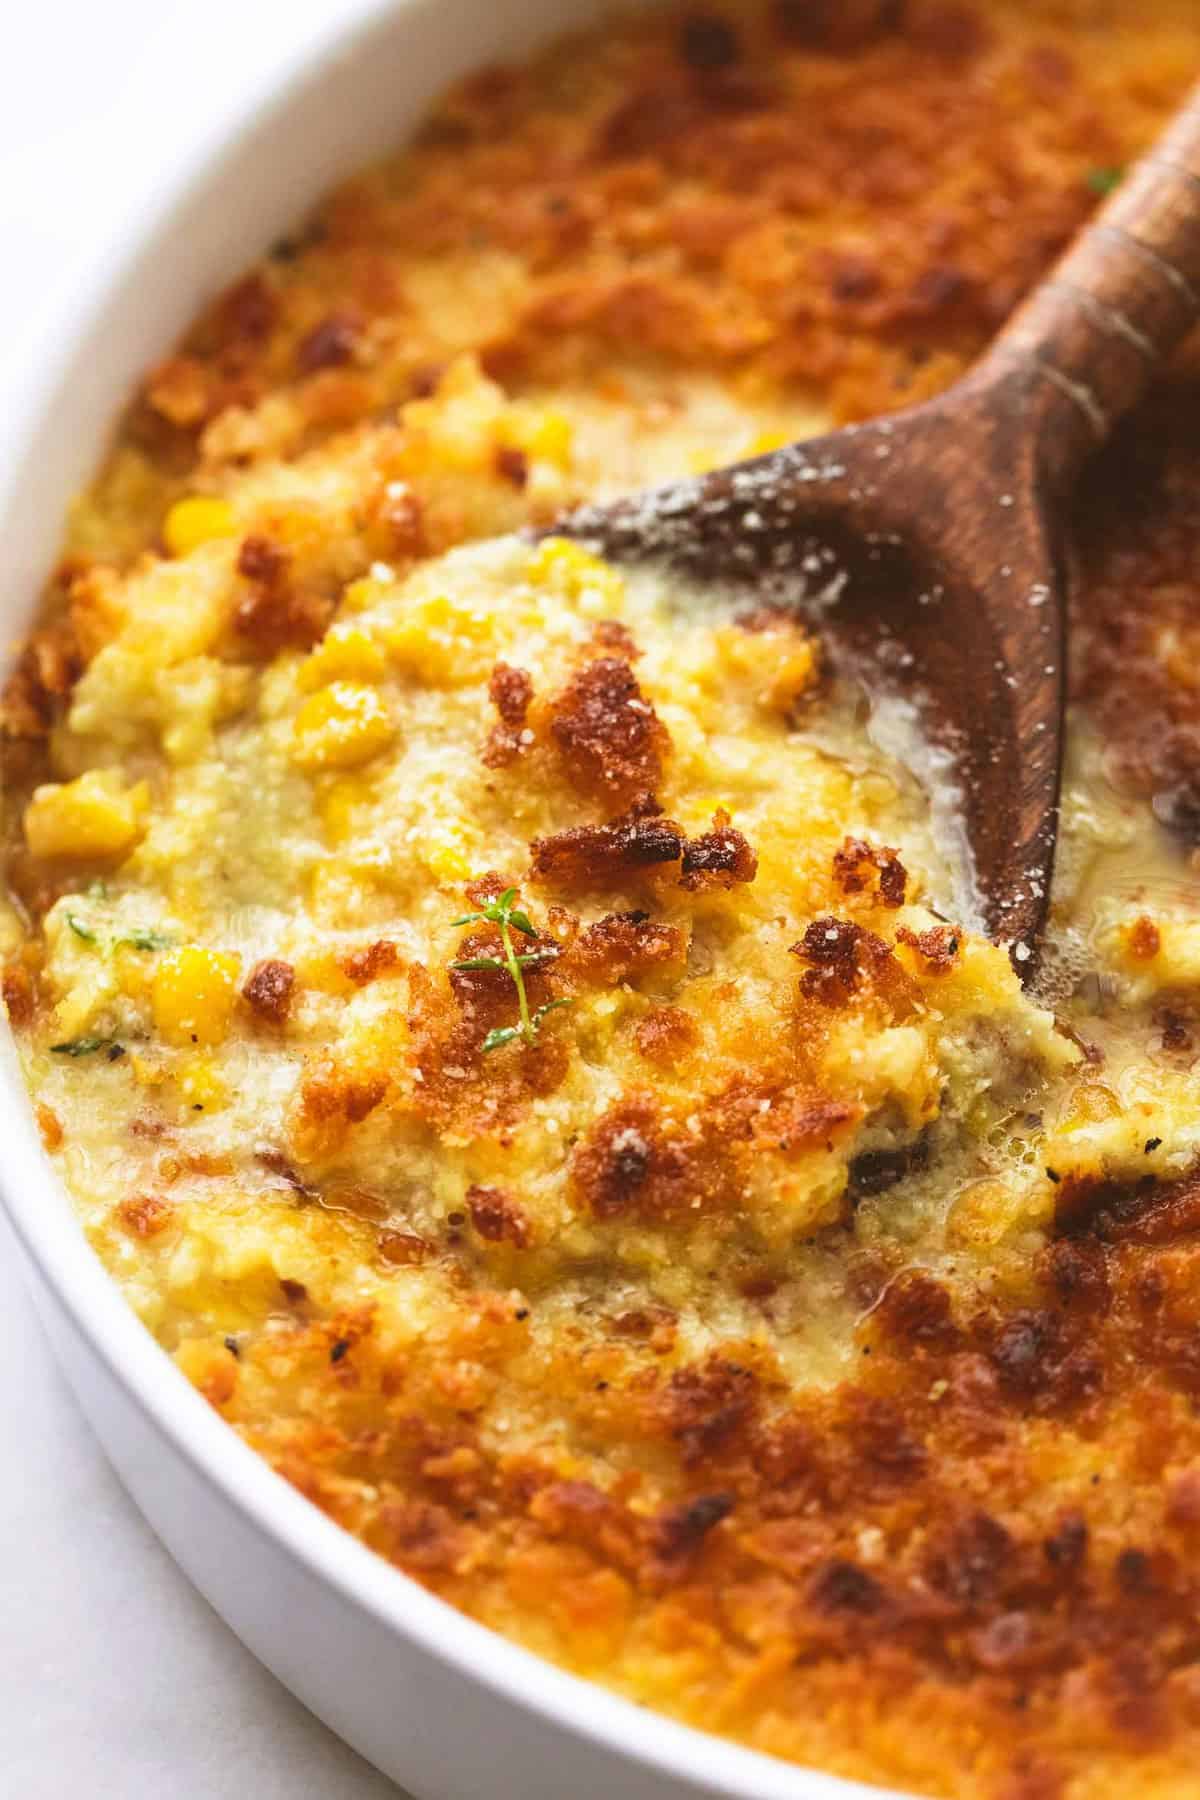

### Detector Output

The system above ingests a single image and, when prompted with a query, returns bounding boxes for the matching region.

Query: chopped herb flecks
[61,908,172,955]
[1086,165,1124,196]
[113,928,174,952]
[50,1036,122,1058]
[450,887,572,1052]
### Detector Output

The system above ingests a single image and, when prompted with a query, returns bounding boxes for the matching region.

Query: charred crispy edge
[530,801,757,896]
[295,309,363,375]
[530,805,684,891]
[1053,1164,1200,1246]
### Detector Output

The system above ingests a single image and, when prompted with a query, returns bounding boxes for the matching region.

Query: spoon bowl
[554,86,1200,972]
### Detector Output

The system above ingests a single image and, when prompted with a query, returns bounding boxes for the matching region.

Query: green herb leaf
[65,913,99,945]
[451,889,569,1050]
[532,998,573,1027]
[51,1036,116,1057]
[113,928,173,952]
[1086,165,1124,196]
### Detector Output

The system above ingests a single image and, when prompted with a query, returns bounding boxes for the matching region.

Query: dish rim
[0,4,898,1796]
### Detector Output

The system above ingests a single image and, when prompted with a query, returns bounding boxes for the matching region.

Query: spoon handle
[980,82,1200,495]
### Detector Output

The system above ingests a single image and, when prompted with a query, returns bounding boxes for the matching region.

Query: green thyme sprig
[450,887,571,1053]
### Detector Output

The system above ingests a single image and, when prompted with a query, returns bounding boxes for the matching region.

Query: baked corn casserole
[7,4,1200,1795]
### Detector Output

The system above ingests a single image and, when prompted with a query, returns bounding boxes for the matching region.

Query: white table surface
[2,4,408,1794]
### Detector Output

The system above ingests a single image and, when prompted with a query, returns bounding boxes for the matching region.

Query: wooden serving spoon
[554,88,1200,973]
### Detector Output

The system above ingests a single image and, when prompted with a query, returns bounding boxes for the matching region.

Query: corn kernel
[292,683,394,771]
[318,774,374,844]
[744,429,791,458]
[946,1178,1031,1249]
[307,859,374,923]
[384,595,493,684]
[712,623,817,713]
[686,447,723,476]
[299,624,387,691]
[152,945,240,1047]
[768,644,819,713]
[24,770,149,861]
[686,797,735,827]
[162,496,236,557]
[130,1051,165,1087]
[690,430,790,478]
[340,576,379,615]
[509,407,573,469]
[528,537,624,606]
[424,841,472,883]
[1058,1079,1122,1134]
[178,1056,228,1113]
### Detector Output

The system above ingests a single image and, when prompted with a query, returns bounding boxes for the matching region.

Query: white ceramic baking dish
[0,3,895,1795]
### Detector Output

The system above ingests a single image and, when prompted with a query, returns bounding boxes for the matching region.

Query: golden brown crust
[242,958,296,1023]
[634,1003,699,1065]
[833,834,908,908]
[1,965,34,1029]
[791,914,916,1016]
[546,656,670,810]
[117,1193,175,1238]
[482,661,534,768]
[1,621,81,740]
[466,1183,531,1248]
[340,939,401,985]
[678,810,758,893]
[896,921,961,974]
[233,533,334,655]
[165,1167,1200,1799]
[99,0,1190,519]
[529,805,685,892]
[407,955,570,1138]
[1071,386,1200,835]
[561,910,686,987]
